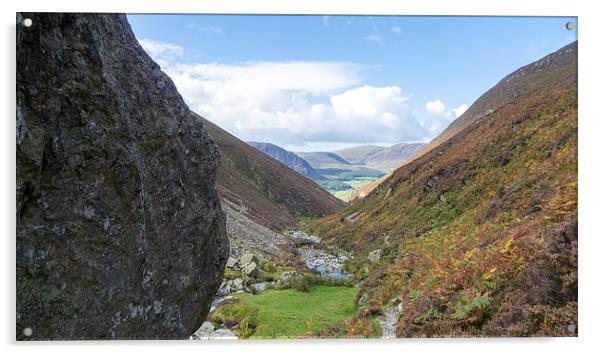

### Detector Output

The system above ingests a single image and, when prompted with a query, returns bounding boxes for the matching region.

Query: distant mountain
[334,145,386,165]
[363,143,426,171]
[296,151,352,168]
[247,142,326,181]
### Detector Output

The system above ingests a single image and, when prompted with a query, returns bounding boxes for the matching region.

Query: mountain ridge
[350,41,577,202]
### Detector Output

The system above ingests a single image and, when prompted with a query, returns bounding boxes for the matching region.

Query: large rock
[16,13,229,340]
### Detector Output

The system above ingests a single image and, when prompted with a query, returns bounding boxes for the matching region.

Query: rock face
[16,13,228,340]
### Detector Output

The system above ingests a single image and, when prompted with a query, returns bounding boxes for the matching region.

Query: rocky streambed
[191,230,354,340]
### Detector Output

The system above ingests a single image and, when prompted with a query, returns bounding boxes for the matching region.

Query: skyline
[129,14,577,151]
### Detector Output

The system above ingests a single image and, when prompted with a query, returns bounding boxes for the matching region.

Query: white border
[2,1,601,354]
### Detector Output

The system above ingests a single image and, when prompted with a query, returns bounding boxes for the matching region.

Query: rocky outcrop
[16,13,228,340]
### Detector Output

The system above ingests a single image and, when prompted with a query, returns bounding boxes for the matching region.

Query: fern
[451,295,491,320]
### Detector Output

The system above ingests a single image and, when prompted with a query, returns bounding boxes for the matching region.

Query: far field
[331,177,378,201]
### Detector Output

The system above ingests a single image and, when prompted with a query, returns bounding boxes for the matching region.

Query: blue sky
[128,14,577,151]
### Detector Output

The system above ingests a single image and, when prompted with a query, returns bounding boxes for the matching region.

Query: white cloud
[138,38,183,59]
[425,100,448,117]
[365,17,385,45]
[138,38,457,148]
[186,22,225,35]
[364,34,385,45]
[391,26,402,34]
[453,104,469,118]
[322,16,330,26]
[422,100,469,135]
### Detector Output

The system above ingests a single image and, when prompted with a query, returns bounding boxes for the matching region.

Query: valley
[250,141,426,201]
[195,41,578,339]
[16,12,578,342]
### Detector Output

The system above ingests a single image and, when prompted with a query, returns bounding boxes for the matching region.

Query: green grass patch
[331,177,379,201]
[228,285,358,338]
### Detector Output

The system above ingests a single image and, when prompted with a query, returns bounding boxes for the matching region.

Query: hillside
[363,143,426,171]
[310,42,577,337]
[349,42,577,203]
[199,118,345,233]
[426,41,578,154]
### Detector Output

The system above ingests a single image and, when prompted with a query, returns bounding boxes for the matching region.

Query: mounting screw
[565,21,575,31]
[23,327,33,336]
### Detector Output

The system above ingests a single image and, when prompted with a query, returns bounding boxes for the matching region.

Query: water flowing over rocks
[297,246,351,279]
[16,13,228,340]
[289,230,322,243]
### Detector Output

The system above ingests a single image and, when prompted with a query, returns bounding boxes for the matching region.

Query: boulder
[190,321,215,339]
[368,249,383,264]
[240,253,259,267]
[16,13,228,340]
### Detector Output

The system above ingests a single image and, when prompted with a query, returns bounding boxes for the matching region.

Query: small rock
[385,188,393,199]
[358,292,369,305]
[242,262,258,277]
[567,324,576,334]
[367,249,383,264]
[345,212,361,222]
[226,257,239,269]
[231,278,244,290]
[280,270,299,282]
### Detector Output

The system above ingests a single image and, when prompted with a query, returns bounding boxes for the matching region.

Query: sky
[128,14,577,152]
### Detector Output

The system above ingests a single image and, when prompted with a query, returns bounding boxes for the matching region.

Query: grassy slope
[311,88,577,337]
[350,42,577,203]
[223,286,358,338]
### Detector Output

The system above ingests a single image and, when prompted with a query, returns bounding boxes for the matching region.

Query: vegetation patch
[216,285,358,339]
